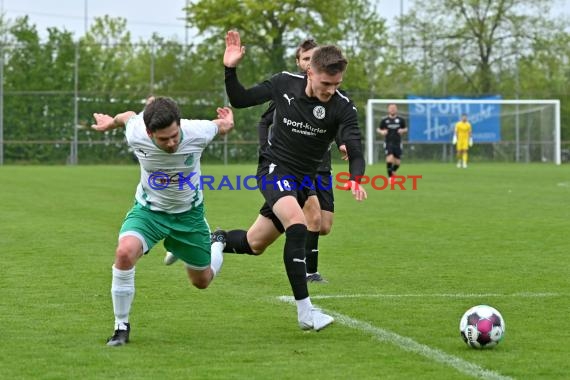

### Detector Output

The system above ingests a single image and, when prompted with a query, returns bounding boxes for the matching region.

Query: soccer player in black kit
[217,30,367,331]
[376,103,407,182]
[257,38,347,284]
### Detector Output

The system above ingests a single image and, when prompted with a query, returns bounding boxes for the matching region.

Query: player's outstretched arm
[343,139,367,201]
[350,180,367,201]
[213,107,234,136]
[224,30,272,109]
[91,111,136,132]
[224,30,246,68]
[340,176,367,201]
[338,144,348,160]
[377,127,387,136]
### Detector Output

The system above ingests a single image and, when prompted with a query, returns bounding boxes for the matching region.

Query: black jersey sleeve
[257,102,276,146]
[340,123,362,142]
[334,129,343,148]
[338,102,365,180]
[224,66,272,108]
[345,139,365,181]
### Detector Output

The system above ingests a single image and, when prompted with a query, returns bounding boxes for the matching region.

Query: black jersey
[226,67,363,180]
[257,102,275,148]
[258,102,333,173]
[318,149,332,174]
[379,115,406,145]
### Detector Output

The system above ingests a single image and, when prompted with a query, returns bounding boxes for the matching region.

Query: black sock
[387,162,393,177]
[392,164,400,173]
[305,230,320,274]
[224,230,255,254]
[284,224,309,300]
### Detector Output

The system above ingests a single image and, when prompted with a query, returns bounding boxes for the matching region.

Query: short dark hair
[310,45,348,75]
[143,97,181,132]
[295,38,318,60]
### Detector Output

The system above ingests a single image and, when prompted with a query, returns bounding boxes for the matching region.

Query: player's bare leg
[184,235,225,289]
[320,210,334,236]
[218,214,281,255]
[245,215,282,253]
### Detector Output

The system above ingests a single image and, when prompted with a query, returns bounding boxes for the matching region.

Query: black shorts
[314,172,334,213]
[257,159,312,233]
[384,143,402,159]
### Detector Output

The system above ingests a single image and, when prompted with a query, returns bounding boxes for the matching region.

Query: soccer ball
[459,305,505,348]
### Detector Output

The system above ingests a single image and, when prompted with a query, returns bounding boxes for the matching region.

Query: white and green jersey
[125,113,218,213]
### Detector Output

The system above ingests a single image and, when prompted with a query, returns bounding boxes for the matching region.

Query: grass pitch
[0,163,568,379]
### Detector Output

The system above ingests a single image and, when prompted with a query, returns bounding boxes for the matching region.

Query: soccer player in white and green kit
[91,97,234,346]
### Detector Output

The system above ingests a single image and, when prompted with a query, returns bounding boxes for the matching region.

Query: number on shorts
[277,179,291,191]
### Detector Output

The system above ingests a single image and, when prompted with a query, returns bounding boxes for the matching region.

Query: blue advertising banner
[407,95,501,142]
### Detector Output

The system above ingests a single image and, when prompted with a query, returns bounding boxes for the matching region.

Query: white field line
[277,296,514,380]
[306,292,560,300]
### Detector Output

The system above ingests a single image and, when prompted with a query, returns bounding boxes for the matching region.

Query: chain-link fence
[0,40,568,165]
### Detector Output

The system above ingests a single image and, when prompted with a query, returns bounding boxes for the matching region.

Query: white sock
[111,265,135,330]
[296,297,313,321]
[210,242,224,277]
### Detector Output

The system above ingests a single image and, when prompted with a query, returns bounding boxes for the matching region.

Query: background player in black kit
[376,103,407,182]
[219,30,367,331]
[257,38,347,283]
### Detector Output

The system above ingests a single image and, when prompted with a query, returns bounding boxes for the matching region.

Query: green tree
[402,0,567,94]
[185,0,356,75]
[331,2,424,100]
[184,0,393,151]
[80,16,135,98]
[3,16,78,162]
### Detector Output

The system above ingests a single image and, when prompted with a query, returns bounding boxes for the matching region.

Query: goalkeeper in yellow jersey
[452,113,473,168]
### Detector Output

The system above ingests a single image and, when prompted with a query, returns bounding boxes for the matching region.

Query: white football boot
[298,308,334,331]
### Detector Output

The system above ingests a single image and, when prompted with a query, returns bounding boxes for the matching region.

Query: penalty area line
[277,296,513,380]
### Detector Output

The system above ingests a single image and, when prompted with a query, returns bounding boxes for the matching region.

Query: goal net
[365,97,561,165]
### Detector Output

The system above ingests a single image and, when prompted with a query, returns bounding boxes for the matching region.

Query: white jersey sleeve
[124,112,146,147]
[180,119,218,148]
